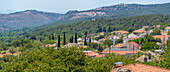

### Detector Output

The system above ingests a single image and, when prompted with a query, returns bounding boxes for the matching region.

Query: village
[0,24,169,72]
[41,24,170,72]
[44,25,168,58]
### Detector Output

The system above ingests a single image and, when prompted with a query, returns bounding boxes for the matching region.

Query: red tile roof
[85,51,99,57]
[152,35,170,40]
[45,44,55,47]
[99,32,104,35]
[81,46,88,48]
[161,32,167,35]
[128,41,141,49]
[99,38,105,41]
[101,50,139,55]
[114,43,125,48]
[143,26,149,28]
[133,29,146,33]
[111,63,170,72]
[165,26,170,30]
[112,31,129,35]
[156,25,161,28]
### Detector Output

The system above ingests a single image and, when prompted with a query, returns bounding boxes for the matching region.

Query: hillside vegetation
[0,3,170,32]
[26,14,170,37]
[0,14,169,51]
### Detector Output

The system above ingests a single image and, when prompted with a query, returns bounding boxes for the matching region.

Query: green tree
[145,28,150,31]
[151,28,161,35]
[63,32,66,45]
[103,39,113,47]
[9,47,17,55]
[58,35,60,48]
[128,28,135,33]
[115,38,123,44]
[168,31,170,35]
[87,42,98,49]
[97,44,103,52]
[141,42,159,51]
[12,40,20,48]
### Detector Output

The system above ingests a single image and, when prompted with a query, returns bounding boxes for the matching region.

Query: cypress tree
[40,38,42,42]
[72,36,74,43]
[89,37,91,43]
[63,32,66,45]
[70,37,72,43]
[75,33,77,43]
[85,31,87,35]
[49,35,51,40]
[58,35,60,49]
[84,35,87,45]
[52,35,55,40]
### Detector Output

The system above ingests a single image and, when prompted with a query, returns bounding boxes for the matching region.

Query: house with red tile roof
[111,41,141,49]
[84,51,99,58]
[133,29,146,35]
[152,35,170,43]
[156,25,161,28]
[101,41,141,56]
[126,41,141,50]
[111,63,170,72]
[98,38,105,42]
[161,32,168,35]
[99,32,105,35]
[165,26,170,32]
[142,26,149,30]
[112,31,129,35]
[101,50,139,55]
[114,43,125,48]
[81,45,88,48]
[44,44,56,47]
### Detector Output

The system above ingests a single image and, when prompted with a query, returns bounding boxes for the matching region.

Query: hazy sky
[0,0,170,14]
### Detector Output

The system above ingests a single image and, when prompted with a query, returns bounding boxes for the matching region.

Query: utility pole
[167,36,169,48]
[109,45,111,54]
[133,45,134,64]
[164,34,165,48]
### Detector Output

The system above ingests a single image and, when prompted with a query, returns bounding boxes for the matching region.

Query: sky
[0,0,170,14]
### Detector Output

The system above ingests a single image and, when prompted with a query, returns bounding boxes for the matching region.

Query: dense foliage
[1,47,135,71]
[27,14,170,37]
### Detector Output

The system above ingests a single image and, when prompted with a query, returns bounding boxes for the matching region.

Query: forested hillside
[26,14,170,37]
[0,14,169,49]
[0,14,170,71]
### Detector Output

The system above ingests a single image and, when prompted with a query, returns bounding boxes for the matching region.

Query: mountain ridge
[0,2,170,32]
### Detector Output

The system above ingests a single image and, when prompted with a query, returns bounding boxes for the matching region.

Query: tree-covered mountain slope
[24,14,169,38]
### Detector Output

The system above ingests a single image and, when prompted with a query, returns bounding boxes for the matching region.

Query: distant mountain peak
[66,10,78,15]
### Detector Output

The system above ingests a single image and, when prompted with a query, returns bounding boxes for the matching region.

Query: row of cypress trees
[57,32,78,49]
